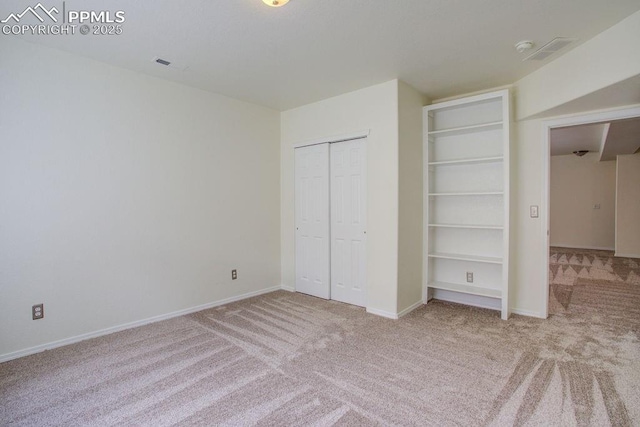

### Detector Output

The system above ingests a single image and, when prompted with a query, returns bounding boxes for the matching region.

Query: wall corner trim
[397,300,424,318]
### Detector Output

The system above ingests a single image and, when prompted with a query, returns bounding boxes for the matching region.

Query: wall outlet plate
[232,269,237,280]
[466,272,474,283]
[32,304,44,320]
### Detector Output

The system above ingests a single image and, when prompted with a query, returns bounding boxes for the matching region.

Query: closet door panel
[295,144,330,299]
[330,139,367,307]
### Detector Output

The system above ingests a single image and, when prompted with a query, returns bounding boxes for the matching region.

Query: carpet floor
[549,247,640,315]
[2,266,640,425]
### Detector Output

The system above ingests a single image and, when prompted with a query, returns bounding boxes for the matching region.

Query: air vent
[523,37,577,61]
[151,57,188,71]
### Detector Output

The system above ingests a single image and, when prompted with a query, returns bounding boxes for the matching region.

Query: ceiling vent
[152,56,188,71]
[523,37,577,61]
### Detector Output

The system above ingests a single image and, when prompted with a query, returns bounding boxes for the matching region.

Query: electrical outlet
[32,304,44,320]
[232,269,237,280]
[594,204,601,210]
[466,272,474,283]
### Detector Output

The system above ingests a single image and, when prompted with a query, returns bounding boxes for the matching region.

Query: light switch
[530,205,539,218]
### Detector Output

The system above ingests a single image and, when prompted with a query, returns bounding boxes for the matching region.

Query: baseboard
[397,300,424,318]
[366,307,398,320]
[551,244,615,251]
[280,284,296,292]
[426,292,545,320]
[431,289,501,311]
[510,307,546,319]
[614,252,640,259]
[0,285,281,364]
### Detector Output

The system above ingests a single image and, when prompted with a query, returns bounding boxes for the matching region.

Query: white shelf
[428,192,503,197]
[428,281,501,299]
[428,252,502,264]
[424,89,510,320]
[428,156,503,166]
[428,223,503,230]
[428,121,502,137]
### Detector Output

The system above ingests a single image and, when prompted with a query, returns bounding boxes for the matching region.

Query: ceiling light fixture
[515,40,534,53]
[573,150,589,157]
[262,0,289,7]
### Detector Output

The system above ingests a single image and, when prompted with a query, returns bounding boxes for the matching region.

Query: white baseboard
[0,285,281,364]
[431,289,501,311]
[426,292,545,320]
[510,307,546,319]
[366,307,399,320]
[551,244,614,251]
[280,284,296,292]
[615,252,640,259]
[397,300,424,318]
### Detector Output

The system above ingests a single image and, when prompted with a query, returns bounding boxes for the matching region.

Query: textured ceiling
[2,0,640,110]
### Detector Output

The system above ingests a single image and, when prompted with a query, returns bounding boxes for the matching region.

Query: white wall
[510,9,640,317]
[516,10,640,120]
[0,39,281,360]
[397,82,426,313]
[281,80,400,316]
[550,153,616,250]
[616,153,640,258]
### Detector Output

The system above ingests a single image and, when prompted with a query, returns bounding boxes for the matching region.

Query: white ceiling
[3,0,640,110]
[551,124,606,156]
[600,117,640,161]
[551,117,640,158]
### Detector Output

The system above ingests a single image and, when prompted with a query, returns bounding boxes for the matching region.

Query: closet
[423,90,510,319]
[294,137,367,307]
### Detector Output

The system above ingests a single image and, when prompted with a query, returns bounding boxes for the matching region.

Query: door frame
[293,130,370,149]
[540,105,640,318]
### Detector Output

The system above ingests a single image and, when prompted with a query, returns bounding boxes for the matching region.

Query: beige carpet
[2,280,640,425]
[549,247,640,315]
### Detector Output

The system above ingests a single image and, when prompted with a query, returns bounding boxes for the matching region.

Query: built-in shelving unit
[423,89,510,320]
[427,121,503,137]
[427,252,503,264]
[428,281,502,299]
[428,156,503,166]
[427,223,503,230]
[428,192,504,196]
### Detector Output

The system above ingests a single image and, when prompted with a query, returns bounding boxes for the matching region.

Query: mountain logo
[2,3,59,23]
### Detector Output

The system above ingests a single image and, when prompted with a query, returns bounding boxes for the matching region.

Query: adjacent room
[549,117,640,315]
[1,1,640,425]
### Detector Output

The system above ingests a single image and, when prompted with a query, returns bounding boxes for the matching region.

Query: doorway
[542,106,640,317]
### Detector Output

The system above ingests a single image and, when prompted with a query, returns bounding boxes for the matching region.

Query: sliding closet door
[295,144,330,299]
[330,139,367,307]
